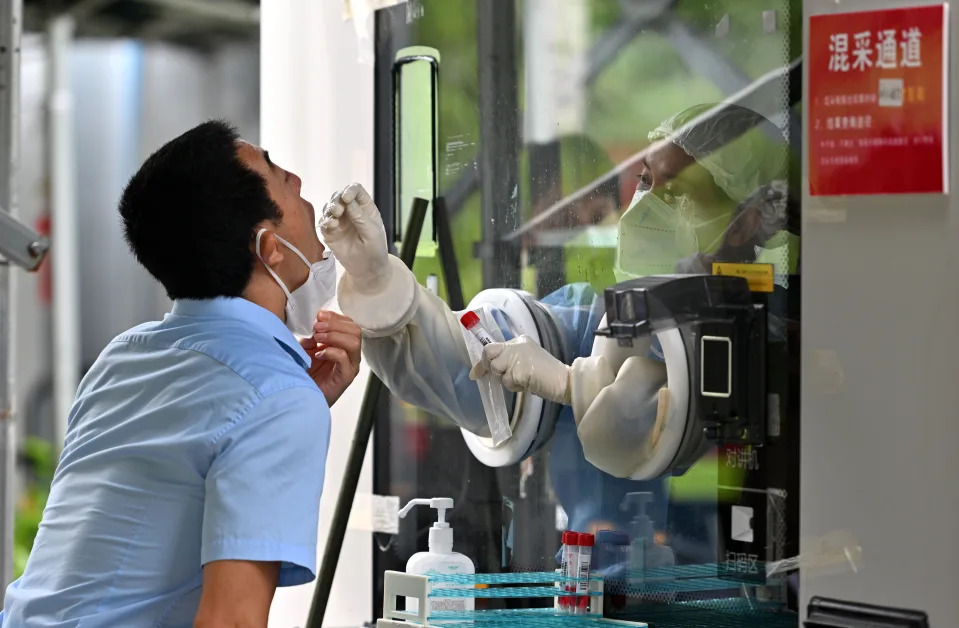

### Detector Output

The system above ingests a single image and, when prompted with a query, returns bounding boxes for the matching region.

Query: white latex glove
[469,335,571,405]
[320,183,390,293]
[575,356,670,478]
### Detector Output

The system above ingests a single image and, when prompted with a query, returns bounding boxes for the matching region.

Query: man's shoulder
[110,316,315,396]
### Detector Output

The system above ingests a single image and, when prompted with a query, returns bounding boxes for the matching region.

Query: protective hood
[647,103,788,203]
[614,104,792,281]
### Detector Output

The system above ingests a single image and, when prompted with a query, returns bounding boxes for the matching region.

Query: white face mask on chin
[256,228,337,337]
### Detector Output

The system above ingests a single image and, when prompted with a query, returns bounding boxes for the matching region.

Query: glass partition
[372,1,802,625]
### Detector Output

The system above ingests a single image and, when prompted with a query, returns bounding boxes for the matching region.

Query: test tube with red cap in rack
[559,531,578,612]
[574,533,594,615]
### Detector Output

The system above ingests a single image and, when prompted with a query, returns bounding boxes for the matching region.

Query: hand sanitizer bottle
[398,498,475,614]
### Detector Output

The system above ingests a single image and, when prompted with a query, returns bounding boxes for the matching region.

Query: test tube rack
[376,571,649,627]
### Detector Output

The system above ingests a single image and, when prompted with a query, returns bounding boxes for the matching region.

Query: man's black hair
[118,120,281,300]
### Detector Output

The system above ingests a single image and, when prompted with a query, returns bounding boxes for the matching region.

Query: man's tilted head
[118,120,281,300]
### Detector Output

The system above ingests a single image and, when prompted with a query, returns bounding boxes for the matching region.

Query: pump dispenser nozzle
[399,497,453,523]
[398,497,455,553]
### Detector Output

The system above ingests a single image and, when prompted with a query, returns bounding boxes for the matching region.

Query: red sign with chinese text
[809,5,948,196]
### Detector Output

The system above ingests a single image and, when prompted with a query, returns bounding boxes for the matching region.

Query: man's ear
[254,229,284,267]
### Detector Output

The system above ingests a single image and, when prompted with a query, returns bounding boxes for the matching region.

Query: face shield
[613,104,790,283]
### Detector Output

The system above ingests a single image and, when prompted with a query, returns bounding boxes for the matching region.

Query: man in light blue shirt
[2,121,363,627]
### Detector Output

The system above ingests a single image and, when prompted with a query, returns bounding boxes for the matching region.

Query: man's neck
[242,278,286,323]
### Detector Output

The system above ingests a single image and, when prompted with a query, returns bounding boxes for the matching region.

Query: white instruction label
[577,558,590,592]
[371,495,400,534]
[347,494,400,534]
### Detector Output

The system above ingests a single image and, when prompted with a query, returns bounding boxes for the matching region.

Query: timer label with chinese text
[809,5,948,196]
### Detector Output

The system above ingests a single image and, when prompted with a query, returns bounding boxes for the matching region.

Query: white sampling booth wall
[801,0,959,624]
[261,1,375,626]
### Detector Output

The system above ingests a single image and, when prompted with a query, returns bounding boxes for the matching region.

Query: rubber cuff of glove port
[337,255,418,338]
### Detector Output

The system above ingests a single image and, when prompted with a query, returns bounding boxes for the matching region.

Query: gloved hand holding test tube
[460,312,513,446]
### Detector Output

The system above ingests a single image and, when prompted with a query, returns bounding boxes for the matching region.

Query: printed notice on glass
[808,4,949,196]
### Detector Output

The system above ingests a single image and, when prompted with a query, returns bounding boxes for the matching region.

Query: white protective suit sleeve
[336,254,419,338]
[338,258,496,436]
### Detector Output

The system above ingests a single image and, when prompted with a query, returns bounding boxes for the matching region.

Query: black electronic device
[595,274,767,448]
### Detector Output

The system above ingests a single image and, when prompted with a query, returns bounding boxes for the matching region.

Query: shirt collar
[170,298,312,370]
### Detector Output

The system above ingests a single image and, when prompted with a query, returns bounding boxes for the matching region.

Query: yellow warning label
[712,262,775,293]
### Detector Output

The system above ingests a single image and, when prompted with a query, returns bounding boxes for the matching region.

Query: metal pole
[432,197,464,311]
[476,0,520,289]
[0,0,23,591]
[48,16,80,449]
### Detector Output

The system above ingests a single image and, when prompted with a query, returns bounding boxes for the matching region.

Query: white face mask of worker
[613,189,731,282]
[256,229,337,337]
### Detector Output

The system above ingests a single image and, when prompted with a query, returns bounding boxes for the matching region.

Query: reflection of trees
[408,0,800,302]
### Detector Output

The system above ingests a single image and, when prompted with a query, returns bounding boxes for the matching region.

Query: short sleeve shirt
[1,297,331,627]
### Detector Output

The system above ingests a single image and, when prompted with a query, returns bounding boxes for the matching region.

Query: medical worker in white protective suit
[320,104,796,555]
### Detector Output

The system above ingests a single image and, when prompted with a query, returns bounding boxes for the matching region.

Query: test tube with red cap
[458,310,512,445]
[559,531,578,612]
[574,533,594,615]
[460,311,495,346]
